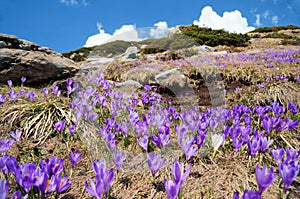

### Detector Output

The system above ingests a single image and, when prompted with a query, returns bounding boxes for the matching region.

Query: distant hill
[250,25,300,33]
[63,24,300,62]
[248,25,300,47]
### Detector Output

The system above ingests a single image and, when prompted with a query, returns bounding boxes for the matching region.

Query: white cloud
[255,14,261,26]
[262,10,270,19]
[250,8,257,14]
[59,0,88,6]
[272,16,279,25]
[84,23,143,47]
[193,6,255,33]
[149,21,169,38]
[59,0,78,5]
[84,6,256,47]
[82,0,88,6]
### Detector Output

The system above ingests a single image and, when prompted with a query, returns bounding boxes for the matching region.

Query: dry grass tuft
[0,98,73,145]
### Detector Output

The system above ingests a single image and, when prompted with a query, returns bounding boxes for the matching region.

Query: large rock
[115,80,143,89]
[168,26,182,38]
[155,68,189,95]
[0,33,78,85]
[121,46,139,61]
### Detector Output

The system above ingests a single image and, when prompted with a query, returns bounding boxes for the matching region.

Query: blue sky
[0,0,299,53]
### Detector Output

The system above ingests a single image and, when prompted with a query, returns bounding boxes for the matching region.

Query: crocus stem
[150,175,156,184]
[116,170,119,182]
[212,150,217,159]
[282,192,287,199]
[178,191,182,199]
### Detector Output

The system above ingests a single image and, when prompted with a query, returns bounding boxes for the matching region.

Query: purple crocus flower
[19,89,25,96]
[259,136,273,152]
[137,135,148,151]
[11,190,22,199]
[54,121,66,132]
[144,84,152,91]
[92,160,114,196]
[272,102,285,116]
[151,133,170,149]
[8,90,18,100]
[70,150,82,168]
[85,178,104,199]
[10,129,22,141]
[0,139,14,153]
[7,80,12,87]
[255,106,270,118]
[0,180,9,199]
[55,174,71,193]
[105,132,116,151]
[113,150,125,172]
[3,155,18,175]
[26,91,35,101]
[247,134,260,157]
[241,190,261,199]
[279,163,300,194]
[171,159,191,187]
[15,162,36,193]
[39,174,56,194]
[52,85,61,97]
[233,191,239,199]
[0,94,6,104]
[147,151,166,176]
[180,136,198,160]
[244,116,252,126]
[288,102,299,114]
[68,125,76,136]
[280,119,299,131]
[40,156,64,176]
[285,148,299,163]
[255,164,277,194]
[232,136,245,152]
[270,147,285,164]
[195,131,206,148]
[66,78,74,86]
[164,179,180,199]
[262,117,272,135]
[21,76,26,84]
[118,122,128,137]
[43,87,49,97]
[175,124,187,145]
[33,168,46,188]
[223,125,232,138]
[233,190,261,199]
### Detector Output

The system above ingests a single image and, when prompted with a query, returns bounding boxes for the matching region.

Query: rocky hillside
[62,25,251,62]
[63,25,300,63]
[0,33,78,86]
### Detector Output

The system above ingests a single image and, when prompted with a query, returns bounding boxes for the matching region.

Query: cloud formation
[193,6,255,33]
[255,14,261,26]
[84,23,143,47]
[150,21,169,38]
[272,16,279,24]
[262,10,270,19]
[84,6,256,48]
[59,0,88,6]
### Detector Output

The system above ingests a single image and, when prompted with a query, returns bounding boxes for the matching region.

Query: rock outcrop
[0,33,78,85]
[121,46,139,61]
[155,68,189,95]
